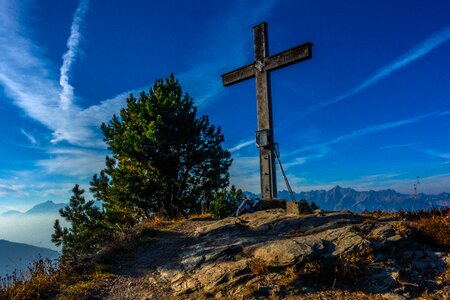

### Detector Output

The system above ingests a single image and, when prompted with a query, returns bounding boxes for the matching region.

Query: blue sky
[0,0,449,212]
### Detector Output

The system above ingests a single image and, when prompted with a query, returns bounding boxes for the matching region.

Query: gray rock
[165,210,446,298]
[381,292,407,300]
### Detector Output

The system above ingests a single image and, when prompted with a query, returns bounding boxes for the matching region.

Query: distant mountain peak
[0,210,23,216]
[25,201,66,215]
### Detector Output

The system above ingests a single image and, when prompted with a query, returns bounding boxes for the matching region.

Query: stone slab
[258,198,286,210]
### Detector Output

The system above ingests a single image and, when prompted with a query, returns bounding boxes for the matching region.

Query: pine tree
[52,184,105,256]
[92,74,232,220]
[310,201,319,211]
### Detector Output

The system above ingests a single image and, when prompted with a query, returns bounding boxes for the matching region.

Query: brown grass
[0,214,182,300]
[0,258,66,300]
[249,259,269,276]
[363,207,450,249]
[412,215,450,248]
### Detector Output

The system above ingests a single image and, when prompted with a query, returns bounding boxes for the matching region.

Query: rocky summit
[103,209,449,299]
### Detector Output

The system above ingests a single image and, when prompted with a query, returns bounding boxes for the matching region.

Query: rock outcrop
[160,210,448,299]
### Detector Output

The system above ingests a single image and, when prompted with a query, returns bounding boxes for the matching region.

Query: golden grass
[412,215,450,248]
[364,208,450,249]
[0,213,180,300]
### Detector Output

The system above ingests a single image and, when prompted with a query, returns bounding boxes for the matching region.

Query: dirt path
[101,219,215,300]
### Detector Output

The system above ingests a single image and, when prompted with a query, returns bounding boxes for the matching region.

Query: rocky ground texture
[101,210,449,299]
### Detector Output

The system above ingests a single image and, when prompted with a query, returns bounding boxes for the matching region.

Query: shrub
[211,185,245,219]
[413,215,450,248]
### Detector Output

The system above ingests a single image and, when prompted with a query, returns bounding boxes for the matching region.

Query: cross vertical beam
[254,23,277,200]
[221,22,312,200]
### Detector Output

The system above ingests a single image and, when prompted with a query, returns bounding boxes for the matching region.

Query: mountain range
[246,186,450,211]
[0,201,66,217]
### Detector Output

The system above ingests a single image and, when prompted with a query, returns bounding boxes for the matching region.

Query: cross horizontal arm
[265,42,312,72]
[222,63,255,87]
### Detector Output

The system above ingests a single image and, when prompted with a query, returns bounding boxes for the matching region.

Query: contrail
[229,139,254,152]
[297,26,450,118]
[59,0,89,110]
[285,111,441,158]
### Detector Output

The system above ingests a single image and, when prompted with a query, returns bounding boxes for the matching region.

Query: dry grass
[283,290,395,299]
[0,258,66,300]
[0,214,181,300]
[412,215,450,248]
[364,207,450,249]
[249,259,269,276]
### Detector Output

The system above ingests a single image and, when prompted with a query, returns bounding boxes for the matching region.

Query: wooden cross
[222,22,312,200]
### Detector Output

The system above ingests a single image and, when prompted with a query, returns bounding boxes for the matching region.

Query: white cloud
[229,111,449,193]
[0,0,137,149]
[285,111,442,159]
[229,139,254,153]
[378,143,416,150]
[0,182,27,197]
[417,148,450,160]
[36,147,108,178]
[229,155,260,193]
[0,170,81,212]
[59,0,89,111]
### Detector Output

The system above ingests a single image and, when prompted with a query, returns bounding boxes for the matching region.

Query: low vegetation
[363,207,450,249]
[50,75,232,259]
[210,185,245,219]
[1,75,448,299]
[1,209,449,299]
[0,214,180,299]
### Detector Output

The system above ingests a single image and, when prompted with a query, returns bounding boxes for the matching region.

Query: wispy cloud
[378,143,416,150]
[0,0,133,148]
[286,111,441,160]
[294,27,450,118]
[0,169,76,212]
[36,147,108,178]
[59,0,89,110]
[328,112,436,144]
[229,139,254,153]
[283,144,330,167]
[20,129,37,145]
[417,148,450,160]
[228,110,448,192]
[0,182,27,197]
[229,155,260,193]
[379,136,450,150]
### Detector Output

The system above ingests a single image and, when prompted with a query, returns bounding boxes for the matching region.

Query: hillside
[0,240,59,278]
[7,208,447,299]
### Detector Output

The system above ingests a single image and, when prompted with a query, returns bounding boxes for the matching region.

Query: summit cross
[222,22,313,200]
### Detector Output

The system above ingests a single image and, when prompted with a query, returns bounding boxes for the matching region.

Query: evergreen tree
[92,75,232,219]
[310,201,319,211]
[298,199,312,213]
[52,184,105,256]
[211,185,245,219]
